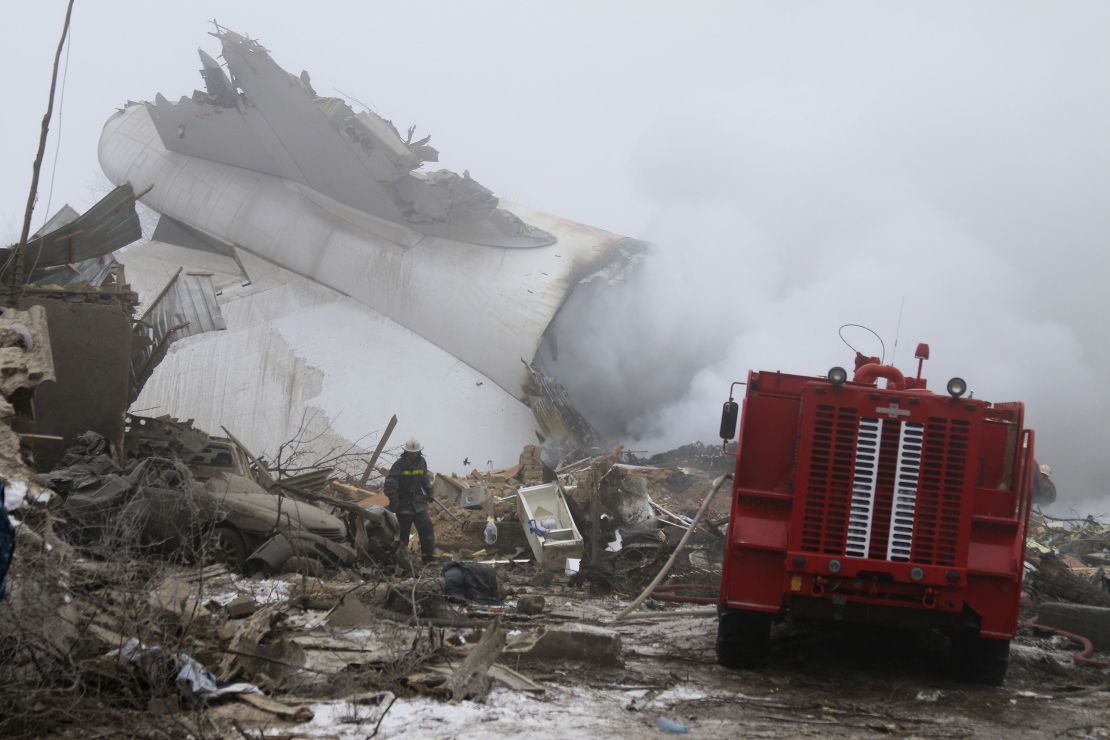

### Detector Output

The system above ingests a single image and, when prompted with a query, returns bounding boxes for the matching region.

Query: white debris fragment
[916,689,941,702]
[4,479,29,512]
[4,479,51,529]
[304,616,328,630]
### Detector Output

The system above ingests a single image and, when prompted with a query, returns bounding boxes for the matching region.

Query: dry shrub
[0,504,227,738]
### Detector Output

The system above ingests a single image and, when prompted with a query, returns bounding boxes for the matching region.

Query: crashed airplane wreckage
[98,27,644,467]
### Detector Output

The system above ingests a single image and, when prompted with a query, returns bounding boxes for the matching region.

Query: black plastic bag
[442,560,502,605]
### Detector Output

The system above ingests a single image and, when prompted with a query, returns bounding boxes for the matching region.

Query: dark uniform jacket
[384,453,433,514]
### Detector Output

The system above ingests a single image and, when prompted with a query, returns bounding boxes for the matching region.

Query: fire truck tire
[949,631,1010,685]
[716,609,771,669]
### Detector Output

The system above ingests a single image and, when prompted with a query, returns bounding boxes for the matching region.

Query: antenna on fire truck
[838,323,886,365]
[891,297,906,365]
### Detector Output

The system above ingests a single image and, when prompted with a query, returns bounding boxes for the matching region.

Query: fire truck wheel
[949,631,1010,685]
[716,609,771,669]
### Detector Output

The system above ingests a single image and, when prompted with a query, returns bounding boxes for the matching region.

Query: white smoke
[547,72,1110,513]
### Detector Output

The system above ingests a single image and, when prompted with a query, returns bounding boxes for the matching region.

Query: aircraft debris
[101,26,646,468]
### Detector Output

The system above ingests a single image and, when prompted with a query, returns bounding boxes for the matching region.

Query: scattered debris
[516,594,546,615]
[443,619,506,702]
[505,624,623,667]
[517,481,584,571]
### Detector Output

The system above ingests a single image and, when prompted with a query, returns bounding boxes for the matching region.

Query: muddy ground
[192,576,1110,739]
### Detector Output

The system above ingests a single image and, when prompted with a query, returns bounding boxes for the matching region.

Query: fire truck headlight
[828,366,848,386]
[946,377,967,398]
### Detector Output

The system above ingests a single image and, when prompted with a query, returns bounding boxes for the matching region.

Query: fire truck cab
[717,344,1035,684]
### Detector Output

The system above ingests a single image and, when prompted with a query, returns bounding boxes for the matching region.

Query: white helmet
[1039,463,1052,476]
[403,438,423,453]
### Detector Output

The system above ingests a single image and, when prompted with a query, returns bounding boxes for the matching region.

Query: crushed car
[47,430,376,575]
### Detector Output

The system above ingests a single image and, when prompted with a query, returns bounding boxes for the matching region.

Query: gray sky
[3,2,1110,511]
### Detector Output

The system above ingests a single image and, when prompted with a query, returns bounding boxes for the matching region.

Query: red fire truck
[716,344,1035,684]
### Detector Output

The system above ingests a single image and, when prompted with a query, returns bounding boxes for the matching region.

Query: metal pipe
[615,474,731,620]
[853,363,906,390]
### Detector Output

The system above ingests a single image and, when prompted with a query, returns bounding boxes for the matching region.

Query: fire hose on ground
[615,474,731,620]
[1024,615,1110,669]
[650,582,718,604]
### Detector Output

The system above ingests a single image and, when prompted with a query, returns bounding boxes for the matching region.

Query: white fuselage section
[100,104,629,403]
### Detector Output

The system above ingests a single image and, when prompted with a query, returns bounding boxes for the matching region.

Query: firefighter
[1032,462,1057,506]
[384,438,437,564]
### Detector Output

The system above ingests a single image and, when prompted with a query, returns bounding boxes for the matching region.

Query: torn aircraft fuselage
[99,28,643,461]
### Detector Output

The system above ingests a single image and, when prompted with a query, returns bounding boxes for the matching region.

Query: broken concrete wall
[23,292,132,469]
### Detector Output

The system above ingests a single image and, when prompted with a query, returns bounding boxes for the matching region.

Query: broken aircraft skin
[98,27,643,466]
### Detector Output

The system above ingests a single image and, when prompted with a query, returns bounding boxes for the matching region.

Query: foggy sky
[3,2,1110,511]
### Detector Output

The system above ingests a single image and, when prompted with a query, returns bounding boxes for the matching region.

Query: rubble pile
[0,390,741,738]
[1025,514,1110,606]
[425,446,726,594]
[1,417,1108,737]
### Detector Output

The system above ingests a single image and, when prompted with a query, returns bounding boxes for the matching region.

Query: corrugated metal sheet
[2,184,143,280]
[30,255,119,289]
[130,268,226,401]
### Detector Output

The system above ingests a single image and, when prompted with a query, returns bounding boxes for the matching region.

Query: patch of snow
[209,577,292,606]
[650,684,713,705]
[4,479,28,510]
[4,480,51,529]
[1014,690,1053,699]
[282,687,636,739]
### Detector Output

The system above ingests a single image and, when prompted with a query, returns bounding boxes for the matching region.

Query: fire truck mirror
[720,400,739,440]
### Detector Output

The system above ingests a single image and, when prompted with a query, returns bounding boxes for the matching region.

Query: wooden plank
[360,414,398,486]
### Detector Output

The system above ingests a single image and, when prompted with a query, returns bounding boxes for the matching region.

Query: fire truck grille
[910,417,970,566]
[801,406,968,566]
[800,404,857,555]
[887,421,925,561]
[845,417,882,558]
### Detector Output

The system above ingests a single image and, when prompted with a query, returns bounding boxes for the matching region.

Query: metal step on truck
[716,343,1035,684]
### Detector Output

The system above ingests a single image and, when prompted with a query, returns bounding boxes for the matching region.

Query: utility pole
[8,0,77,306]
